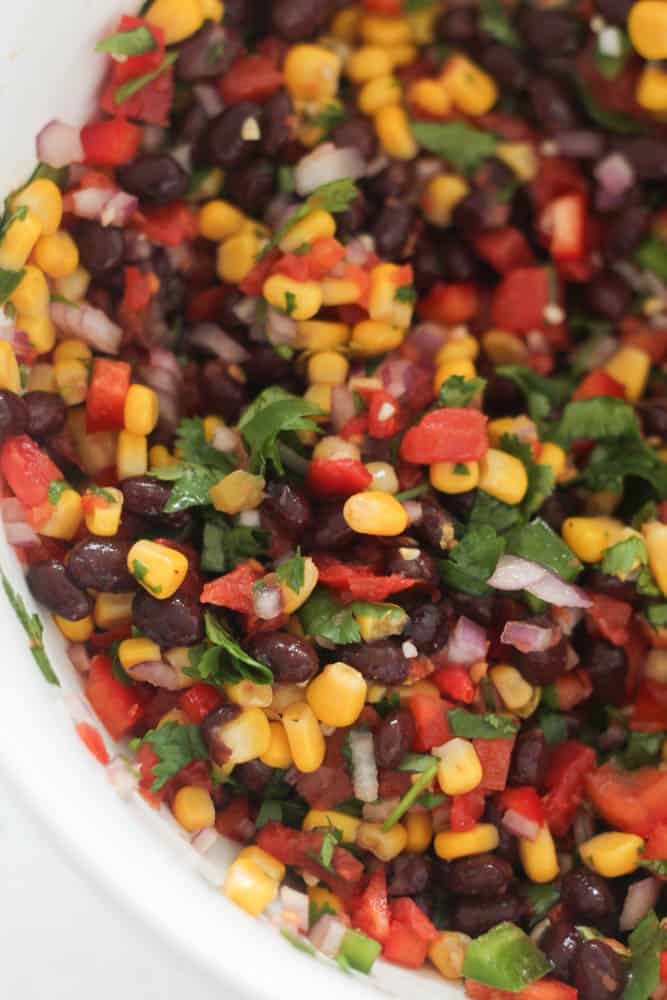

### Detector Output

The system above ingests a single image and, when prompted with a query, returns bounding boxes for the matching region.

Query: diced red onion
[1,497,28,523]
[502,809,540,842]
[188,323,250,363]
[447,616,488,665]
[253,582,283,621]
[36,119,84,167]
[126,660,191,690]
[294,143,366,197]
[330,385,357,432]
[403,500,423,525]
[190,827,219,854]
[594,153,635,198]
[265,194,297,232]
[501,620,556,654]
[67,641,92,674]
[266,306,297,347]
[309,915,347,959]
[4,521,40,546]
[527,571,592,609]
[348,727,378,804]
[362,799,400,823]
[101,191,138,227]
[193,83,225,118]
[106,757,139,800]
[71,187,114,219]
[51,301,122,354]
[149,347,183,381]
[280,886,309,933]
[489,556,592,609]
[620,877,661,932]
[379,359,416,400]
[409,322,449,358]
[345,237,372,267]
[553,130,606,160]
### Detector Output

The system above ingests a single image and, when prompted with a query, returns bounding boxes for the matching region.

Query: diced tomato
[540,192,587,261]
[621,316,667,364]
[368,390,403,439]
[473,227,535,273]
[363,0,402,13]
[586,763,665,838]
[466,978,578,1000]
[432,664,475,704]
[382,920,429,969]
[306,457,373,498]
[586,592,632,646]
[352,867,390,943]
[418,282,480,325]
[86,359,132,433]
[543,741,596,837]
[572,370,626,401]
[313,554,419,603]
[75,721,110,765]
[631,680,667,732]
[307,238,347,279]
[89,624,133,649]
[200,559,264,614]
[408,694,451,752]
[81,118,143,166]
[500,786,545,826]
[553,669,593,711]
[491,267,553,335]
[272,253,312,282]
[215,797,253,842]
[107,15,165,79]
[179,683,224,724]
[186,286,227,324]
[257,822,363,898]
[239,251,280,296]
[220,54,283,104]
[340,412,369,440]
[661,952,667,982]
[644,822,667,862]
[137,201,198,246]
[85,654,144,741]
[400,408,488,465]
[390,898,438,943]
[450,788,486,832]
[101,62,174,126]
[121,266,158,312]
[530,156,587,211]
[1,435,62,507]
[474,737,514,792]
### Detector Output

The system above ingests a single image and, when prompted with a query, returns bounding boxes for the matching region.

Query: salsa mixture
[4,0,667,995]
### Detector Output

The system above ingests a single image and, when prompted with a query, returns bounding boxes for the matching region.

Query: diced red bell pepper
[306,238,347,279]
[121,266,158,312]
[382,920,429,969]
[553,668,593,711]
[257,822,364,898]
[585,763,667,838]
[0,435,63,508]
[450,788,486,832]
[352,867,390,943]
[530,156,588,211]
[400,408,488,465]
[586,592,632,646]
[340,412,369,440]
[179,683,224,724]
[200,559,264,614]
[75,721,110,765]
[137,201,198,246]
[407,694,451,752]
[631,680,667,732]
[390,898,438,943]
[363,0,402,13]
[313,554,419,602]
[368,390,403,439]
[106,15,165,79]
[491,267,553,335]
[572,370,626,401]
[644,821,667,862]
[215,797,252,842]
[220,53,283,104]
[85,654,144,741]
[543,741,596,837]
[661,952,667,982]
[86,359,132,433]
[240,251,281,296]
[466,978,578,1000]
[306,458,372,498]
[500,786,545,826]
[186,286,227,324]
[473,227,535,273]
[101,62,174,126]
[272,253,312,282]
[474,737,515,792]
[432,664,475,704]
[418,282,480,325]
[81,118,143,166]
[540,192,587,261]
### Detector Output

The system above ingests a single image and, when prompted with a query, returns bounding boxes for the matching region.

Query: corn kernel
[284,45,341,105]
[519,825,560,883]
[628,1,667,59]
[123,384,159,437]
[374,105,418,160]
[435,334,479,366]
[116,430,148,480]
[224,855,280,917]
[198,199,244,241]
[53,265,91,303]
[605,345,651,402]
[217,707,272,766]
[482,329,528,364]
[309,885,343,915]
[304,383,332,414]
[263,274,322,321]
[217,231,259,284]
[209,470,265,515]
[54,358,88,406]
[0,210,42,270]
[303,809,361,843]
[408,78,452,118]
[11,179,63,237]
[421,174,469,227]
[145,0,204,43]
[368,263,413,327]
[434,358,477,393]
[19,311,56,354]
[434,824,500,861]
[397,680,441,701]
[313,435,360,461]
[33,230,79,278]
[356,602,407,641]
[385,42,417,68]
[350,320,404,355]
[636,64,667,111]
[295,320,350,351]
[84,485,124,537]
[441,55,498,115]
[580,832,644,878]
[537,442,566,479]
[643,521,667,596]
[437,738,483,796]
[53,338,92,365]
[260,721,293,768]
[429,932,471,981]
[224,679,273,709]
[360,14,412,47]
[0,342,21,394]
[307,351,349,385]
[200,0,223,20]
[487,415,537,448]
[344,490,408,536]
[478,448,528,506]
[356,821,408,861]
[279,210,336,253]
[172,785,216,832]
[55,614,94,642]
[38,487,83,541]
[346,45,393,83]
[9,265,49,317]
[496,143,539,182]
[93,592,134,630]
[277,555,319,614]
[358,74,402,114]
[366,461,399,494]
[490,664,534,712]
[118,637,162,671]
[282,701,326,773]
[127,539,189,600]
[320,277,363,307]
[307,662,367,728]
[562,516,624,564]
[404,812,433,854]
[431,461,479,494]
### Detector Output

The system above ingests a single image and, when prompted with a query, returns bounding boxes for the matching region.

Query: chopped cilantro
[394,483,430,502]
[201,518,269,574]
[138,721,208,791]
[96,25,157,56]
[592,28,631,81]
[283,290,297,316]
[114,51,178,106]
[506,518,582,582]
[276,549,305,593]
[438,375,487,409]
[239,387,323,474]
[277,165,295,194]
[395,284,417,304]
[636,237,667,282]
[383,760,439,831]
[468,492,521,535]
[537,711,568,746]
[186,610,273,687]
[257,179,359,262]
[602,536,647,577]
[497,365,570,424]
[411,120,498,174]
[0,268,26,306]
[398,753,439,773]
[176,417,236,471]
[441,525,505,596]
[620,730,665,770]
[448,709,519,740]
[479,0,520,48]
[47,479,69,505]
[299,587,361,645]
[132,558,161,594]
[557,397,639,445]
[500,434,555,518]
[640,858,667,877]
[624,912,667,1000]
[1,573,58,685]
[255,799,283,829]
[307,103,346,134]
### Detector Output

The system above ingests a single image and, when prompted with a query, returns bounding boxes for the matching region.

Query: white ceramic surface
[0,6,459,999]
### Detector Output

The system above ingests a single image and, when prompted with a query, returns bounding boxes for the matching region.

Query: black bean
[413,233,443,292]
[527,77,579,132]
[224,159,275,218]
[449,591,496,629]
[246,631,319,683]
[336,192,369,242]
[263,481,312,533]
[271,0,335,40]
[372,200,416,260]
[235,759,273,795]
[586,570,637,605]
[151,246,185,315]
[586,270,633,320]
[574,940,625,1000]
[517,9,581,53]
[23,391,66,440]
[75,220,124,276]
[245,343,296,391]
[120,475,172,516]
[596,0,633,24]
[605,203,650,261]
[340,640,410,684]
[117,154,189,205]
[199,360,248,423]
[260,90,293,157]
[447,854,513,898]
[133,588,204,647]
[309,501,356,550]
[540,921,581,984]
[478,43,528,93]
[201,705,242,766]
[614,137,667,179]
[561,868,617,923]
[368,162,414,202]
[453,895,525,938]
[208,103,263,169]
[414,498,454,552]
[387,854,432,897]
[67,537,135,593]
[638,398,667,438]
[0,390,27,443]
[509,728,549,790]
[332,116,378,162]
[435,7,478,44]
[538,489,579,534]
[403,602,450,654]
[176,21,239,81]
[454,189,510,232]
[514,621,569,685]
[483,375,524,419]
[386,546,439,587]
[178,103,209,146]
[26,560,92,621]
[374,709,416,769]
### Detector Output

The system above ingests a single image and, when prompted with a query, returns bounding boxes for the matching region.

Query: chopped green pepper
[462,922,551,991]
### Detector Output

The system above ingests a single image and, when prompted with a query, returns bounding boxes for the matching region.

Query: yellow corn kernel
[434,823,500,861]
[263,275,322,321]
[496,142,539,182]
[538,442,566,479]
[303,809,361,844]
[118,637,162,671]
[149,444,177,468]
[172,785,216,832]
[280,210,336,253]
[145,0,204,43]
[225,679,273,709]
[430,461,479,495]
[9,265,49,317]
[54,358,88,406]
[200,0,223,19]
[478,448,528,506]
[519,824,560,884]
[0,342,21,393]
[84,485,124,537]
[53,338,92,365]
[240,845,285,883]
[385,42,418,68]
[198,199,244,241]
[346,44,393,83]
[488,415,537,448]
[0,210,42,270]
[398,680,441,701]
[260,721,293,768]
[374,105,418,160]
[405,811,433,854]
[223,855,280,917]
[605,345,651,403]
[429,931,471,981]
[209,470,265,515]
[320,277,362,307]
[366,461,399,494]
[482,329,528,364]
[580,832,644,878]
[11,179,62,237]
[26,363,55,392]
[356,601,407,641]
[645,648,667,684]
[19,311,56,355]
[350,320,404,356]
[435,334,479,365]
[295,320,350,351]
[127,539,189,600]
[117,430,148,480]
[628,1,667,59]
[124,384,159,437]
[360,14,412,46]
[437,738,483,796]
[562,515,624,564]
[441,55,498,116]
[421,174,469,227]
[216,231,259,284]
[307,351,349,386]
[33,230,79,278]
[308,885,344,915]
[303,383,332,416]
[53,265,91,303]
[368,263,413,327]
[636,64,667,111]
[348,375,383,394]
[313,435,360,462]
[39,487,83,541]
[490,664,534,712]
[55,614,94,642]
[344,490,408,536]
[218,707,272,766]
[278,555,319,614]
[643,521,667,596]
[202,416,223,443]
[307,662,368,728]
[282,701,326,773]
[434,358,477,393]
[284,45,341,104]
[408,79,452,118]
[93,592,134,630]
[356,821,408,862]
[358,74,402,114]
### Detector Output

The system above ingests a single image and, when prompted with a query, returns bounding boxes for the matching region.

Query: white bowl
[0,6,459,998]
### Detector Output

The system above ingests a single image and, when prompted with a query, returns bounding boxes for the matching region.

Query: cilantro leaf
[646,604,667,630]
[395,284,417,304]
[556,397,639,445]
[636,237,667,281]
[47,479,69,505]
[523,884,561,927]
[96,25,157,56]
[440,525,505,596]
[256,799,283,829]
[283,290,297,316]
[620,730,665,770]
[398,753,439,773]
[175,417,236,472]
[448,709,519,740]
[468,492,521,535]
[1,573,58,685]
[306,103,346,134]
[537,711,568,746]
[162,465,219,513]
[500,434,555,518]
[640,858,667,877]
[300,587,361,645]
[624,912,667,1000]
[0,268,26,306]
[185,610,273,687]
[438,375,487,409]
[239,387,323,474]
[602,536,648,577]
[582,438,667,497]
[479,0,520,48]
[139,721,208,791]
[115,51,177,106]
[201,518,269,574]
[404,0,436,9]
[276,549,305,593]
[278,165,295,194]
[258,179,359,261]
[506,518,582,582]
[411,120,497,174]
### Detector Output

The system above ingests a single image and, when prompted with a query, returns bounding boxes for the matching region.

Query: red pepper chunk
[500,786,545,826]
[85,654,144,741]
[390,898,439,944]
[86,359,132,432]
[432,664,475,704]
[121,266,158,312]
[200,559,264,614]
[80,118,143,166]
[400,408,488,465]
[0,435,63,508]
[586,592,632,646]
[408,694,451,752]
[382,921,429,969]
[473,227,535,273]
[543,741,596,837]
[306,458,372,498]
[491,267,553,335]
[220,54,283,104]
[179,683,224,724]
[75,721,110,765]
[368,390,403,439]
[466,979,578,1000]
[418,282,480,325]
[257,822,363,898]
[450,788,486,831]
[540,192,587,261]
[352,867,390,943]
[572,370,626,401]
[137,201,198,247]
[474,737,515,792]
[313,554,419,602]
